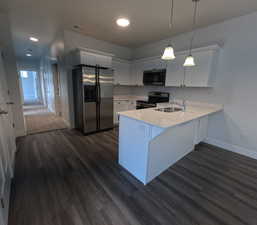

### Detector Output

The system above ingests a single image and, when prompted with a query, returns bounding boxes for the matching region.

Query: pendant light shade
[161,0,176,61]
[183,55,195,67]
[183,0,200,67]
[162,45,176,60]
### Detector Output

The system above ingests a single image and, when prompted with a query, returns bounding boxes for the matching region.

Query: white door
[0,51,15,177]
[0,50,16,225]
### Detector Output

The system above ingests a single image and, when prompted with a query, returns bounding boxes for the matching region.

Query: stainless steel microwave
[143,69,166,86]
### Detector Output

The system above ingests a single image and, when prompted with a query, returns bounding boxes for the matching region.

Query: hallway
[8,129,257,225]
[23,106,67,134]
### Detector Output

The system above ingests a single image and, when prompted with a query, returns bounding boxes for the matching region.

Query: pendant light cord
[189,0,198,55]
[169,0,174,30]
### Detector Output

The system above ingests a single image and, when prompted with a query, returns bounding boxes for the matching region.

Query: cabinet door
[127,100,136,110]
[81,52,96,65]
[113,100,130,124]
[185,51,213,87]
[195,116,209,144]
[166,54,185,87]
[81,52,112,68]
[96,54,112,68]
[131,62,143,86]
[112,60,131,85]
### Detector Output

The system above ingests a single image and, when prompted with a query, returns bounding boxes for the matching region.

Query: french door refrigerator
[72,65,114,135]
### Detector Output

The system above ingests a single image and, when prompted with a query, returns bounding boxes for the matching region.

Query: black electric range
[136,92,170,110]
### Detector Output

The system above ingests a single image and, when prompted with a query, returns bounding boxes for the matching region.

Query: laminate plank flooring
[9,129,257,225]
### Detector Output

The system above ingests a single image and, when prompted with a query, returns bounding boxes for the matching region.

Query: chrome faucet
[169,93,176,105]
[169,94,186,112]
[181,99,186,112]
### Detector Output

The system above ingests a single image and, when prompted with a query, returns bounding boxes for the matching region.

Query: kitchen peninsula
[118,101,223,185]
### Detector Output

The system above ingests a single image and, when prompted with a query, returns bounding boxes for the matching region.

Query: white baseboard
[205,137,257,160]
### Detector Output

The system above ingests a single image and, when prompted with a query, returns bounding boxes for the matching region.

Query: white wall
[40,56,56,112]
[131,12,257,158]
[17,58,40,71]
[47,32,67,121]
[0,13,25,137]
[64,30,132,60]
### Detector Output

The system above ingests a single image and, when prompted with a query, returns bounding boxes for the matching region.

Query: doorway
[20,70,42,105]
[21,64,67,135]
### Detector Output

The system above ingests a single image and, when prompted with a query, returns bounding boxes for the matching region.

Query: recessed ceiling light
[26,53,32,57]
[116,18,130,27]
[30,37,39,42]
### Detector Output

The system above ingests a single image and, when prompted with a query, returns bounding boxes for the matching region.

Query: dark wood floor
[9,129,257,225]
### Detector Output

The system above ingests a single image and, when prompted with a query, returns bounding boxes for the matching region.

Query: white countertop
[118,101,223,129]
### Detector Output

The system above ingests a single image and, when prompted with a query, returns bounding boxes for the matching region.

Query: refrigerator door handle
[98,68,101,103]
[96,65,101,130]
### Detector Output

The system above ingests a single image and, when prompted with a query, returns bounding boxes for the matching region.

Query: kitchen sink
[155,107,182,113]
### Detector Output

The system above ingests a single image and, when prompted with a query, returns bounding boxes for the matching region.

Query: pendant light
[184,0,200,67]
[162,0,176,60]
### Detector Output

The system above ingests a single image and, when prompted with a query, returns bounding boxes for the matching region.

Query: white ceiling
[1,0,257,61]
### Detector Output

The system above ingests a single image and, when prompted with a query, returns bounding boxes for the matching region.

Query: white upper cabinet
[166,45,220,87]
[72,50,113,68]
[131,61,144,86]
[112,59,131,85]
[73,45,219,87]
[185,47,219,87]
[80,51,112,68]
[165,54,185,87]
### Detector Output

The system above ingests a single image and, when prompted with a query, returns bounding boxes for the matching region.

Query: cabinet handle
[6,102,14,105]
[0,110,8,115]
[1,198,4,208]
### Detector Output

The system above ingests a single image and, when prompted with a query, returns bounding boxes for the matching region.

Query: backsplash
[130,86,221,104]
[114,86,132,96]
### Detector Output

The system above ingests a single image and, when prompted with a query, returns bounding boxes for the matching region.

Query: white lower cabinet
[114,100,136,124]
[119,114,210,185]
[119,115,201,184]
[195,116,209,144]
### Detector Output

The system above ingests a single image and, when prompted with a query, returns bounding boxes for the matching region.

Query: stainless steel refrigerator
[72,65,114,134]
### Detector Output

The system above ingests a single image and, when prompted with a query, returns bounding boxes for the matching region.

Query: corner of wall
[205,137,257,160]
